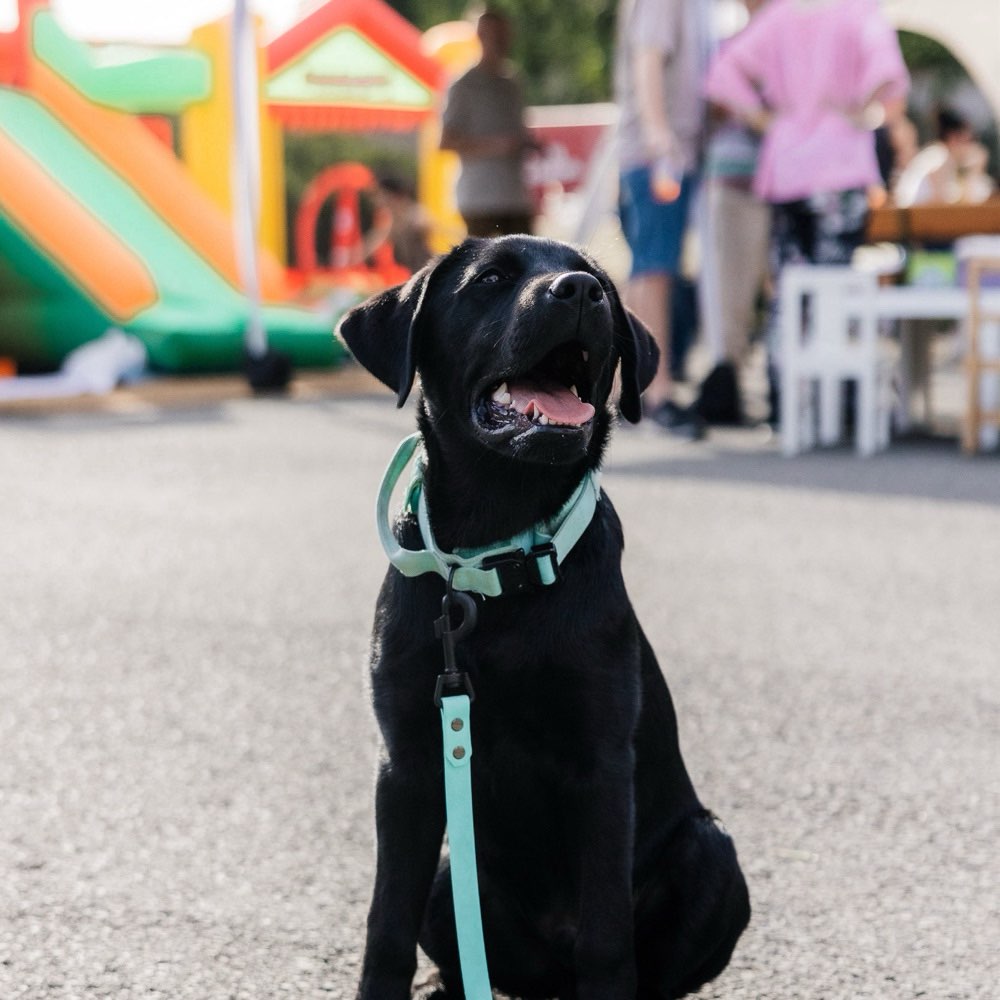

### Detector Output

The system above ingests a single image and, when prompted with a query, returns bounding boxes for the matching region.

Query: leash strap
[377,432,601,598]
[440,694,492,999]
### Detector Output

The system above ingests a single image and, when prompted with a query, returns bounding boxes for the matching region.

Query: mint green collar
[376,433,601,598]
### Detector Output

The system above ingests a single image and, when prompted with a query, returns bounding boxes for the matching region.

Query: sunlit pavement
[2,370,997,999]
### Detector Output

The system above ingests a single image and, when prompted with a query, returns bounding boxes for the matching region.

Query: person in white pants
[694,0,771,426]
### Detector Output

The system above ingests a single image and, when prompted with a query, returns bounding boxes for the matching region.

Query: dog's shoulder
[573,491,626,580]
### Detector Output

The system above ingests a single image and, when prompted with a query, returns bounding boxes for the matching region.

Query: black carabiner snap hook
[435,580,478,672]
[433,570,478,705]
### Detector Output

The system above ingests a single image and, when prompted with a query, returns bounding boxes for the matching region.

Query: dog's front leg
[358,758,445,1000]
[571,773,637,1000]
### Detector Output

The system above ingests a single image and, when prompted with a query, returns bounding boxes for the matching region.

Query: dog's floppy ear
[335,262,435,407]
[612,294,660,424]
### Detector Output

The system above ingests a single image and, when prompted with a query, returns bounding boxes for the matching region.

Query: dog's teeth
[582,351,589,362]
[491,383,510,404]
[570,385,579,398]
[539,414,549,425]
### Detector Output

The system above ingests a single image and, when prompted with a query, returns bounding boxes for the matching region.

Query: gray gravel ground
[1,386,997,999]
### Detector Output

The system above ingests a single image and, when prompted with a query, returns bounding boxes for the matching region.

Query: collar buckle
[481,542,561,596]
[481,550,531,595]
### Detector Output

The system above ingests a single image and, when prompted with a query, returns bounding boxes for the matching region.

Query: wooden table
[867,200,1000,244]
[862,202,1000,450]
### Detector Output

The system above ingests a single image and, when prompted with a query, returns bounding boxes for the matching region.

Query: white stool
[779,265,893,457]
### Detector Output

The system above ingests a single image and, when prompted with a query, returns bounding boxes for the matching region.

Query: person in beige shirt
[440,10,538,237]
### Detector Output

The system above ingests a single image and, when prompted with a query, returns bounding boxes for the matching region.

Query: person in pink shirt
[705,0,909,426]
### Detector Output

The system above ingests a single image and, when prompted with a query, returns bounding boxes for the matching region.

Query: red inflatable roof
[265,0,445,132]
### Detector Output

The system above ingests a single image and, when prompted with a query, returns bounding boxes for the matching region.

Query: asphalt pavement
[1,375,997,999]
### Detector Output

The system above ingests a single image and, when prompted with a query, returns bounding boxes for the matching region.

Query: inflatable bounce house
[0,0,615,379]
[259,0,451,279]
[0,0,350,373]
[0,0,456,375]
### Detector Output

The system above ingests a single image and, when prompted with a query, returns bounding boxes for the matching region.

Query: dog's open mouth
[477,341,596,433]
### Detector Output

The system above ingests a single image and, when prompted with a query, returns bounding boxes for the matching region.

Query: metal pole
[230,0,267,360]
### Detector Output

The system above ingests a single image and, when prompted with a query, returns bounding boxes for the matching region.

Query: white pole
[230,0,267,359]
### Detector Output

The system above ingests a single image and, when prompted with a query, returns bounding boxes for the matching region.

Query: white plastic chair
[779,265,893,457]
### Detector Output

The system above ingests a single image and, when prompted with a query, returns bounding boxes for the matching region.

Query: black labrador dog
[339,236,749,1000]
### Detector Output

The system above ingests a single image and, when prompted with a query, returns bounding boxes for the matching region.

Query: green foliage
[897,30,967,86]
[386,0,468,29]
[385,0,617,105]
[485,0,616,105]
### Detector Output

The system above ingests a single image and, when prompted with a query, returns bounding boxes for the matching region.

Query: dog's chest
[456,607,644,772]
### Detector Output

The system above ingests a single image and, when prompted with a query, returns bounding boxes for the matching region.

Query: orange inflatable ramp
[0,128,157,320]
[31,61,293,302]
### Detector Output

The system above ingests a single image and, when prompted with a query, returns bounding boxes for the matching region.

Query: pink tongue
[509,379,595,425]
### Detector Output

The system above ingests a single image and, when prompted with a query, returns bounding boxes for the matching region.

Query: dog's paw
[412,969,445,998]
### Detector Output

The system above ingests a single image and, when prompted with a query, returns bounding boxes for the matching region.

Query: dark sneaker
[647,400,707,440]
[694,361,744,426]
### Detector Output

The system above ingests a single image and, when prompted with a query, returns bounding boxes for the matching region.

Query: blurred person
[705,0,909,426]
[894,107,995,207]
[695,0,771,426]
[440,9,538,238]
[891,108,992,425]
[614,0,714,439]
[867,113,917,210]
[874,113,917,191]
[369,175,432,274]
[888,114,919,182]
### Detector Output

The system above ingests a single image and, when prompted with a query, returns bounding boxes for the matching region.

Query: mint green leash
[439,692,491,999]
[376,435,601,998]
[434,581,491,999]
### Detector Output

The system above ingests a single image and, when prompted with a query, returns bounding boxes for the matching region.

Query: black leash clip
[433,571,478,707]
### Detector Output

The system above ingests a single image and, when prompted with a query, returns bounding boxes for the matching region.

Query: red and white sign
[525,103,618,211]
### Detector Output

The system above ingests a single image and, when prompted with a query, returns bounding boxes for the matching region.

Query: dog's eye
[475,267,506,285]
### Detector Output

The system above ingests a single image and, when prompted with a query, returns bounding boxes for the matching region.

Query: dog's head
[337,236,658,466]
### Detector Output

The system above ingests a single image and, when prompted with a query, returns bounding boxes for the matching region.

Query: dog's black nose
[548,271,605,305]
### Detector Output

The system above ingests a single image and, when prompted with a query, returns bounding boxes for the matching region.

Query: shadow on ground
[608,431,1000,509]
